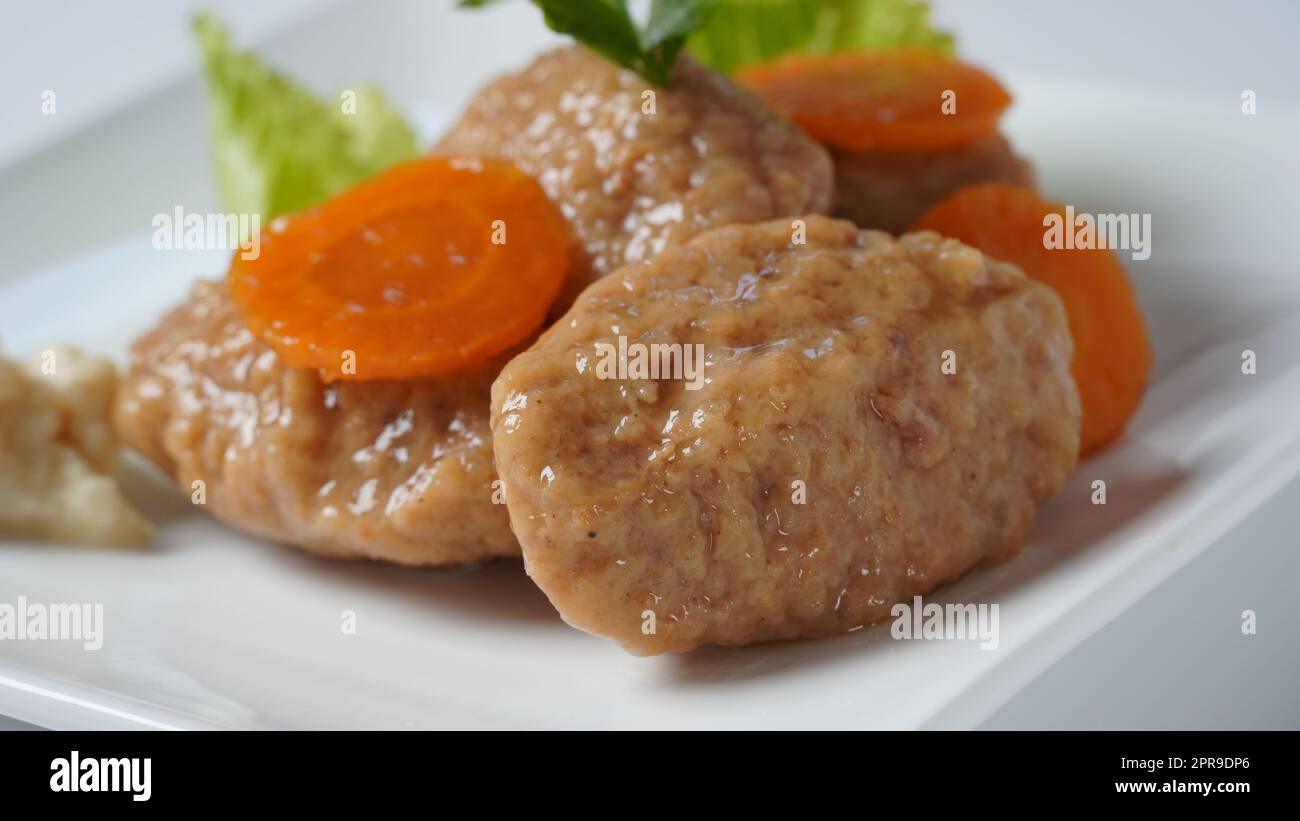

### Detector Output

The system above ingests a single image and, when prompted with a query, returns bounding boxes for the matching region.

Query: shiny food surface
[229,156,570,381]
[113,47,838,567]
[492,216,1080,654]
[436,45,835,311]
[115,281,516,565]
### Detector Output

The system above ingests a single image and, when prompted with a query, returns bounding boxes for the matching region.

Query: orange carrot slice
[911,183,1151,455]
[738,50,1012,152]
[230,156,569,381]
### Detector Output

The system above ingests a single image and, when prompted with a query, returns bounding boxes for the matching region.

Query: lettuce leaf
[193,12,418,219]
[686,0,955,74]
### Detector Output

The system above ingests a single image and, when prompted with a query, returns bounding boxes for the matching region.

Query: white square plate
[1,3,1298,729]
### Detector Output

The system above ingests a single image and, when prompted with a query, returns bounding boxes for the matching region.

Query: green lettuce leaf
[686,0,955,74]
[193,12,418,219]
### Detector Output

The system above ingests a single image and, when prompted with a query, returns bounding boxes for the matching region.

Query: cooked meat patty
[117,47,835,565]
[114,281,515,566]
[833,135,1034,234]
[436,45,835,309]
[491,216,1080,654]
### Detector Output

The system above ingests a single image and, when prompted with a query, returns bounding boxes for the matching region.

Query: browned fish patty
[117,47,836,565]
[436,45,835,309]
[833,134,1034,234]
[491,216,1080,653]
[115,281,515,566]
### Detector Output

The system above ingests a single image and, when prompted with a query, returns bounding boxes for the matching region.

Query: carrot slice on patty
[230,156,569,381]
[738,50,1012,152]
[911,183,1152,456]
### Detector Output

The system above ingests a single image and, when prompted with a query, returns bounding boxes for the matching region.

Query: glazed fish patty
[833,134,1034,234]
[491,216,1080,654]
[114,45,835,565]
[115,281,515,566]
[436,45,835,308]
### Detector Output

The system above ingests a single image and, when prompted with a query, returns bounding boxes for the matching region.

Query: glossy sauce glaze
[116,47,838,565]
[492,217,1080,653]
[436,45,835,310]
[115,281,516,565]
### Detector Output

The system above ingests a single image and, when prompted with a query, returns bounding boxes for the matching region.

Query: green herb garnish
[459,0,719,86]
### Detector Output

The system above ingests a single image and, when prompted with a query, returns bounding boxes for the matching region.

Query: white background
[0,0,1297,729]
